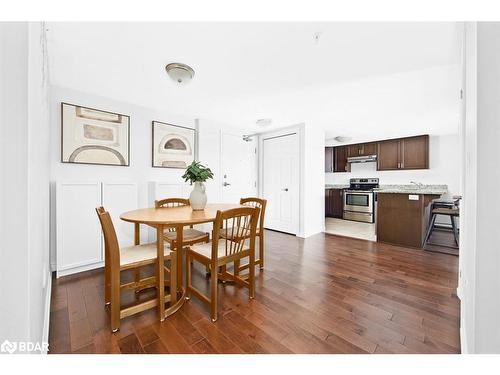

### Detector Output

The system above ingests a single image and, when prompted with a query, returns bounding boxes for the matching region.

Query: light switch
[408,194,419,201]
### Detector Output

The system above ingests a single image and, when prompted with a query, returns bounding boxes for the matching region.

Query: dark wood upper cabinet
[327,135,428,173]
[377,135,429,171]
[360,142,377,156]
[400,135,429,169]
[377,139,401,170]
[334,146,350,172]
[325,147,334,172]
[347,142,377,157]
[347,144,361,157]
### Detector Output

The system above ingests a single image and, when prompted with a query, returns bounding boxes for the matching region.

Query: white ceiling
[47,22,462,139]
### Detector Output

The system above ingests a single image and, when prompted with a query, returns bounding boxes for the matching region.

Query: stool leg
[424,213,437,246]
[451,216,459,246]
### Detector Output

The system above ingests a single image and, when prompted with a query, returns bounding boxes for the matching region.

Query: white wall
[326,134,461,195]
[471,22,500,353]
[303,124,326,236]
[459,22,477,354]
[49,86,247,268]
[0,22,51,350]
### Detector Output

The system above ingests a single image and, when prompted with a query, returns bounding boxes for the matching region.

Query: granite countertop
[373,184,448,195]
[325,184,349,189]
[325,183,448,195]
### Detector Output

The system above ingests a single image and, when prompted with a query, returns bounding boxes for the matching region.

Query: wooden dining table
[120,203,242,321]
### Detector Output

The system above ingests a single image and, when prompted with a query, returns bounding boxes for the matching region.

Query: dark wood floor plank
[49,229,460,354]
[117,333,145,354]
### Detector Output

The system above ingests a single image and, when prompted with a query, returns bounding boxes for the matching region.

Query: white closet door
[102,182,138,248]
[56,182,102,275]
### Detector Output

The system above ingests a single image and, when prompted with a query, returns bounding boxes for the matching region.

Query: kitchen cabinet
[347,142,377,157]
[377,135,428,171]
[377,139,400,170]
[325,188,343,218]
[334,146,350,172]
[400,135,429,169]
[376,192,440,248]
[325,147,334,172]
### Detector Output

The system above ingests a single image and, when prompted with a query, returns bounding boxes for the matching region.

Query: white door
[220,132,257,203]
[262,133,299,234]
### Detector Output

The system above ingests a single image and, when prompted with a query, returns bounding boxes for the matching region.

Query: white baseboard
[42,271,52,354]
[56,261,103,278]
[460,319,468,354]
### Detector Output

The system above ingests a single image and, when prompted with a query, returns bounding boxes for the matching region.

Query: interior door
[220,132,257,203]
[262,133,299,234]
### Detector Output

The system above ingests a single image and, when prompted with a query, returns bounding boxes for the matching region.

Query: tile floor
[324,217,376,241]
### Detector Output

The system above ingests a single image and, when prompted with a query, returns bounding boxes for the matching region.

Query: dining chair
[95,207,175,332]
[155,198,210,248]
[185,206,260,322]
[221,197,267,275]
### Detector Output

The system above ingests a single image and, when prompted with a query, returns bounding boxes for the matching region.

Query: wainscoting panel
[56,181,102,277]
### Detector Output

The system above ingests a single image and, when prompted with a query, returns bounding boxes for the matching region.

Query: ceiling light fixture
[165,62,195,85]
[334,136,352,143]
[256,118,272,127]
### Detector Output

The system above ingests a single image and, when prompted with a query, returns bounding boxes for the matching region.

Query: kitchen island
[375,186,446,248]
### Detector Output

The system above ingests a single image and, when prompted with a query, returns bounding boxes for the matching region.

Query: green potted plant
[182,160,214,210]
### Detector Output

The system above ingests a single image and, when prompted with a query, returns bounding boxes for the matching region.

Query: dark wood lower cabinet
[325,189,343,218]
[376,192,440,248]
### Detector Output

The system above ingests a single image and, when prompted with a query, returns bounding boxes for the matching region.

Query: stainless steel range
[343,178,379,223]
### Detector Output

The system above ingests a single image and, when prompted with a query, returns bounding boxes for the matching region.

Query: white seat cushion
[190,239,249,259]
[163,228,208,242]
[120,242,171,267]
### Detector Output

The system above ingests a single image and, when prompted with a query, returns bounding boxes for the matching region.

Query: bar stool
[424,198,460,248]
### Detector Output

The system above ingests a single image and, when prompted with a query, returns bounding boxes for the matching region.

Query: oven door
[343,191,373,213]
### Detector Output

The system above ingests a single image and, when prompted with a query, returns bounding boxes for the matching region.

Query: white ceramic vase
[189,181,207,210]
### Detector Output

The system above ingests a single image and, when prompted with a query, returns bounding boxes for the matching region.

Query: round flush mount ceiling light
[165,62,195,85]
[334,136,352,143]
[256,118,272,127]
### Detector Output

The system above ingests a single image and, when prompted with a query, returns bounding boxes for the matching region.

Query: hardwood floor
[48,230,460,354]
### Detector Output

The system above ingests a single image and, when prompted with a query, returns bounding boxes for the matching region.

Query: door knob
[223,182,231,187]
[282,188,289,191]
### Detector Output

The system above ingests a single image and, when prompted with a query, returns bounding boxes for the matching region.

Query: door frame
[258,124,304,237]
[219,129,258,203]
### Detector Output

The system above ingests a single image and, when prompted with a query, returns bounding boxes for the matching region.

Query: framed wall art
[152,121,196,169]
[61,102,130,166]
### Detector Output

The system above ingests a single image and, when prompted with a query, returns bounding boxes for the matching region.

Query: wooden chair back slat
[95,207,120,272]
[155,198,191,231]
[212,206,259,259]
[240,197,267,232]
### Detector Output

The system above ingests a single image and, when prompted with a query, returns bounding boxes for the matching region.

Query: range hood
[347,155,377,163]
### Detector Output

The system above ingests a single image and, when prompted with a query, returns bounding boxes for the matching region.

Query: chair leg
[424,213,437,246]
[451,216,459,246]
[210,261,218,322]
[170,253,177,303]
[185,253,191,301]
[104,260,111,306]
[234,260,240,277]
[259,233,264,270]
[110,272,121,332]
[249,252,255,300]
